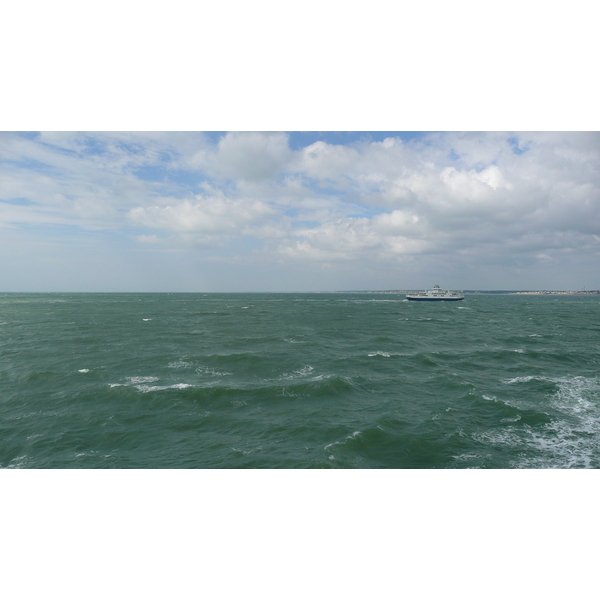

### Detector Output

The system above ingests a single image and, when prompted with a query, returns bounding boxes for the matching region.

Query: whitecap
[452,453,480,461]
[324,430,361,452]
[127,376,159,384]
[503,375,542,384]
[78,369,90,373]
[169,360,192,369]
[480,375,600,468]
[135,383,193,393]
[196,366,232,376]
[311,374,332,381]
[368,351,391,358]
[142,318,152,321]
[280,365,314,380]
[7,455,32,469]
[296,365,314,376]
[554,376,600,415]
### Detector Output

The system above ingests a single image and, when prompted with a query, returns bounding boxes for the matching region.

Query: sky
[1,131,600,292]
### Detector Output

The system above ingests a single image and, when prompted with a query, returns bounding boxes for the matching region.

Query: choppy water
[1,292,599,468]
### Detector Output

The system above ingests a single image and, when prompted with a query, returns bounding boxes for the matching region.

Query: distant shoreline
[330,290,600,295]
[500,291,600,295]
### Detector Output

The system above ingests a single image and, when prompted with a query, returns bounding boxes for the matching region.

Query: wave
[280,365,315,379]
[482,375,600,468]
[324,430,362,456]
[313,377,598,468]
[168,360,193,369]
[134,383,193,393]
[107,369,359,401]
[4,292,600,469]
[195,366,233,377]
[128,376,159,384]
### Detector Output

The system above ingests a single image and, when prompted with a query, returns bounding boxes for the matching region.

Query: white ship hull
[406,285,464,301]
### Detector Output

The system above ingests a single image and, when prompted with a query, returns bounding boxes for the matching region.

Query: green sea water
[1,292,599,468]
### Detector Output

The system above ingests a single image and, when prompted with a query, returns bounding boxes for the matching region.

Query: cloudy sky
[1,131,599,292]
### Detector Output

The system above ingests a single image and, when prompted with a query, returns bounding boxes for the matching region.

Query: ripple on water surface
[1,293,599,468]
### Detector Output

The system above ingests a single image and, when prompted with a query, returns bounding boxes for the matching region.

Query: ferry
[406,285,464,301]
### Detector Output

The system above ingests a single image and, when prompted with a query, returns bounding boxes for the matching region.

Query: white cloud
[128,194,278,241]
[188,132,292,181]
[279,209,427,262]
[2,131,600,291]
[293,140,360,181]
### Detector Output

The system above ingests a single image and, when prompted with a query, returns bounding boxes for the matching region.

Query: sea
[1,291,599,469]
